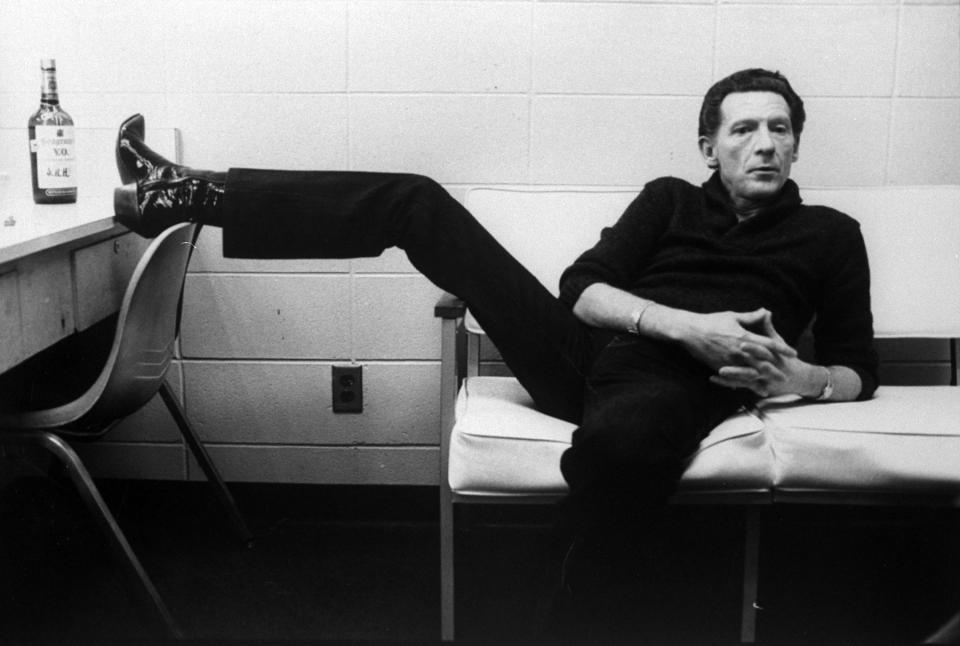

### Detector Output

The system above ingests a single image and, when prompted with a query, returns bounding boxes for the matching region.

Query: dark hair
[698,68,806,141]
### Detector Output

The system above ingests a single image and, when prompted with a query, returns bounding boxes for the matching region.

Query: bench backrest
[464,185,960,339]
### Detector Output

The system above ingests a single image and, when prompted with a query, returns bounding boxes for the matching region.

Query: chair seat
[759,386,960,493]
[448,376,771,496]
[449,380,960,499]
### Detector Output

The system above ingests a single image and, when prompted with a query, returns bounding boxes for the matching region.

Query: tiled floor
[0,462,958,645]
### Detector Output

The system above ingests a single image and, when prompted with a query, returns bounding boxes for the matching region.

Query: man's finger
[735,308,769,327]
[738,341,776,363]
[744,332,797,358]
[717,366,761,380]
[710,375,769,397]
[760,311,789,346]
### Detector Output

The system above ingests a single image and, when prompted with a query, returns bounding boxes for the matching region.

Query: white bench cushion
[449,380,960,498]
[448,376,771,496]
[759,386,960,493]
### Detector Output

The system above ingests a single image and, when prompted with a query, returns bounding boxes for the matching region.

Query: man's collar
[702,171,802,218]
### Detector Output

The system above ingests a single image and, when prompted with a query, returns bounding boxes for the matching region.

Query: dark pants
[222,169,744,527]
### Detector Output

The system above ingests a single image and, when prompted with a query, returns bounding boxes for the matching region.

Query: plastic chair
[0,222,252,639]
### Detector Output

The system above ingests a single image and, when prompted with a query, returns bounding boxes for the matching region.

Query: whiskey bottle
[28,59,77,204]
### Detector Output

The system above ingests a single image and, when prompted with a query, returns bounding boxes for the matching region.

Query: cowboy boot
[116,114,177,184]
[114,165,226,238]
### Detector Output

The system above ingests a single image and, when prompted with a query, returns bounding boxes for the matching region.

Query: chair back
[463,187,637,333]
[73,223,198,430]
[802,186,960,339]
[465,187,637,297]
[464,184,960,340]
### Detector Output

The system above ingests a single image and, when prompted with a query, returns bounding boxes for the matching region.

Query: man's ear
[699,135,719,169]
[792,138,800,162]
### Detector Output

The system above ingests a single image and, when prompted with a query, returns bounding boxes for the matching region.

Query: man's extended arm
[573,282,797,371]
[572,282,861,401]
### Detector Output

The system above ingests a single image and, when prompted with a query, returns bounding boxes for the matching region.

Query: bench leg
[440,484,455,641]
[438,316,459,642]
[741,507,762,643]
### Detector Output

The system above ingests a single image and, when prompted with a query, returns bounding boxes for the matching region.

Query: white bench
[434,184,960,642]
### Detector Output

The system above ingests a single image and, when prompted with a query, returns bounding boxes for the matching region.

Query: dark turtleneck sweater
[558,172,878,400]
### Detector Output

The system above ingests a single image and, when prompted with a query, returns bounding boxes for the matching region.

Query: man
[114,68,877,641]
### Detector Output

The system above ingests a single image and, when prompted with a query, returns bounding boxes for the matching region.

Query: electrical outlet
[332,365,363,413]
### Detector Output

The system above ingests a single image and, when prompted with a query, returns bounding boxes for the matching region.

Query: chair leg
[438,316,459,642]
[440,484,455,642]
[924,610,960,644]
[158,381,253,545]
[7,431,183,640]
[741,506,762,644]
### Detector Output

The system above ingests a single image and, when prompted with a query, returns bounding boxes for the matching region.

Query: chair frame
[438,298,960,644]
[435,296,771,642]
[0,223,252,639]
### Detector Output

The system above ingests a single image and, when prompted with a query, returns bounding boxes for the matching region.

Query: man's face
[699,91,798,212]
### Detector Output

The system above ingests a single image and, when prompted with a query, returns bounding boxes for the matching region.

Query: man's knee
[560,417,687,493]
[393,173,447,205]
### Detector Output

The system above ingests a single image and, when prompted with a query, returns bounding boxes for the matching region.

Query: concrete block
[56,94,171,131]
[350,95,529,183]
[789,99,889,187]
[888,99,960,185]
[530,96,704,185]
[533,3,713,94]
[350,1,530,92]
[353,275,444,360]
[181,274,352,359]
[72,442,187,480]
[162,0,347,93]
[192,445,439,485]
[0,93,34,129]
[897,5,960,97]
[168,93,350,172]
[0,0,168,94]
[716,5,898,96]
[182,360,440,445]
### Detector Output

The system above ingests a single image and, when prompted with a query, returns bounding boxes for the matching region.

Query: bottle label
[32,125,76,189]
[41,68,58,101]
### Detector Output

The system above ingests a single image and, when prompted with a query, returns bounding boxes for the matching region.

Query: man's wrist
[627,300,654,335]
[803,365,833,400]
[634,301,677,339]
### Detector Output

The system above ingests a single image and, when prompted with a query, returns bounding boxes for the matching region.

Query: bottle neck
[40,67,60,105]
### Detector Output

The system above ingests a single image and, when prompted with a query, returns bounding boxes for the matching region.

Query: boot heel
[114,182,140,220]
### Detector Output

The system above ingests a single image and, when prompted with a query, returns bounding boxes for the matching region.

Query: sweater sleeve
[558,179,674,309]
[812,218,879,400]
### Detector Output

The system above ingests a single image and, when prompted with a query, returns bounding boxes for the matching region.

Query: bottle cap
[40,58,56,70]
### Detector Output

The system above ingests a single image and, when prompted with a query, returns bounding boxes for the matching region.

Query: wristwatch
[814,366,834,401]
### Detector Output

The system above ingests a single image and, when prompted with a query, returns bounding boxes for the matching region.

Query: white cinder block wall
[1,0,958,484]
